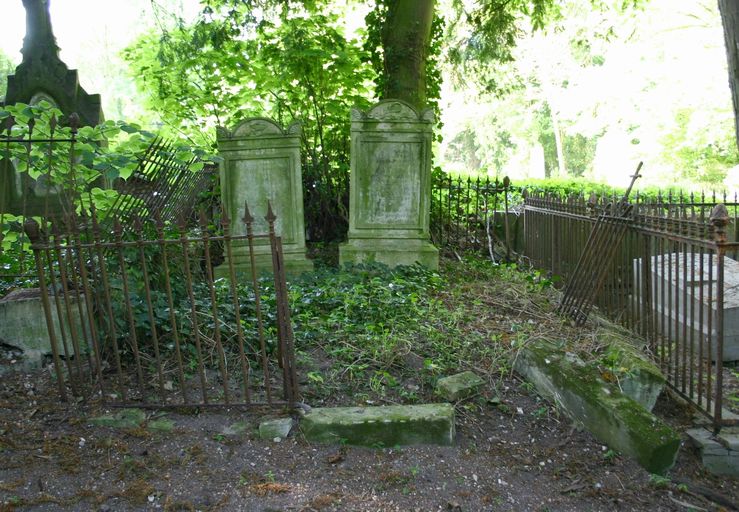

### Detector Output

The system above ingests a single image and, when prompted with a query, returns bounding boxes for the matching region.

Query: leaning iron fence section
[524,191,738,430]
[23,203,299,409]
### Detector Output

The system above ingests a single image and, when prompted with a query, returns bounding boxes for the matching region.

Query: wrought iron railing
[523,191,738,429]
[430,174,515,260]
[22,204,299,409]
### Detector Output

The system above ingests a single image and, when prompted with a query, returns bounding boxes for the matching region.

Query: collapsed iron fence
[22,204,299,409]
[524,191,739,429]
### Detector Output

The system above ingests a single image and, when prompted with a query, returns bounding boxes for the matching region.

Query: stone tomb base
[340,238,439,270]
[215,241,314,278]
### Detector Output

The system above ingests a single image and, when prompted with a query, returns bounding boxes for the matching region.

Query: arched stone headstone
[339,100,439,269]
[217,118,313,275]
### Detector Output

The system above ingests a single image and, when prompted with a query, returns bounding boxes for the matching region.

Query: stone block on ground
[687,427,739,476]
[301,403,454,447]
[436,371,484,401]
[259,417,294,441]
[0,290,88,369]
[88,409,147,429]
[514,340,680,474]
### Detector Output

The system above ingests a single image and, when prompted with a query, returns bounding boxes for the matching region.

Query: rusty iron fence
[108,137,216,228]
[524,190,739,429]
[21,203,299,409]
[431,174,515,260]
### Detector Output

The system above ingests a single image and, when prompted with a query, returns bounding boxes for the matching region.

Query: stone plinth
[633,253,739,361]
[301,404,455,447]
[217,118,312,276]
[0,289,88,368]
[339,100,439,270]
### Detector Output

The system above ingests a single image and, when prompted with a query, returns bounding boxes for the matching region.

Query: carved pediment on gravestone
[351,99,435,124]
[219,118,302,139]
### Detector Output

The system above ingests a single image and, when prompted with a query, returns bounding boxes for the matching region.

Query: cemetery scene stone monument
[1,0,104,216]
[217,117,313,275]
[339,100,439,270]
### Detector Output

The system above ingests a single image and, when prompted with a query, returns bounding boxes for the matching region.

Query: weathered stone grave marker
[1,0,104,216]
[339,100,439,270]
[217,118,313,275]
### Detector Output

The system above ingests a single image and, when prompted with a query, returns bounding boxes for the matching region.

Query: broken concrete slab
[514,340,680,474]
[301,403,454,447]
[259,418,293,441]
[436,371,484,401]
[687,427,739,476]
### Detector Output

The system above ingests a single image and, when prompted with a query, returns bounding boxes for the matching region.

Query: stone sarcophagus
[339,100,439,269]
[633,252,739,361]
[216,118,312,275]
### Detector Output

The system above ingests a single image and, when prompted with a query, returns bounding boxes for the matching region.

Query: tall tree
[719,0,739,150]
[380,0,435,108]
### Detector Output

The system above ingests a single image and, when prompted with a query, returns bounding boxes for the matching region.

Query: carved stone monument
[339,100,439,270]
[4,0,103,125]
[1,0,104,216]
[217,118,313,275]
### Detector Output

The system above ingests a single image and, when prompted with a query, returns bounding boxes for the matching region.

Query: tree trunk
[719,0,739,150]
[551,107,567,177]
[381,0,435,109]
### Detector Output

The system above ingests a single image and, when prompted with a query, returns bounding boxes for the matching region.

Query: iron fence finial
[242,201,254,224]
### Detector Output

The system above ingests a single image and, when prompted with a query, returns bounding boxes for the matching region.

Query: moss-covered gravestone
[216,118,312,275]
[339,100,439,269]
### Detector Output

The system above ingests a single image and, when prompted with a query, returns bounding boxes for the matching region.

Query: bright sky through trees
[0,0,735,189]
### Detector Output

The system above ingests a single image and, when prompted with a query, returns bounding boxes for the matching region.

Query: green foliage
[661,107,739,185]
[124,7,373,241]
[0,102,212,297]
[0,50,16,101]
[0,101,202,214]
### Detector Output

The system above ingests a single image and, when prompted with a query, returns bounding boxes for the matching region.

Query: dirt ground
[1,365,737,512]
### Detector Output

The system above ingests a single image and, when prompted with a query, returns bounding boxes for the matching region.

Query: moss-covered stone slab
[88,409,175,432]
[259,418,293,441]
[514,340,680,474]
[223,421,249,436]
[436,371,484,401]
[88,409,147,429]
[301,403,454,447]
[595,326,665,412]
[147,418,175,433]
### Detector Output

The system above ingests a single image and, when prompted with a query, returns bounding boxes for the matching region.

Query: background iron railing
[430,174,516,260]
